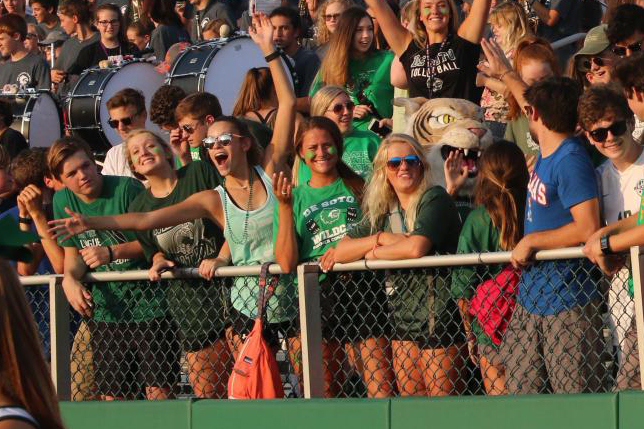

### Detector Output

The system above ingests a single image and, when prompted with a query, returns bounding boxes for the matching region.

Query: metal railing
[20,246,644,399]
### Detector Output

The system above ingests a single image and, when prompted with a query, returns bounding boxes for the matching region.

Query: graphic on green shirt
[53,175,165,323]
[127,161,227,346]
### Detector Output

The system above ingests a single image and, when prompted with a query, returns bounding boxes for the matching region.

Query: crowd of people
[1,0,644,413]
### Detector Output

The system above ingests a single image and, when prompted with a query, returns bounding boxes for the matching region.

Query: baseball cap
[574,25,610,60]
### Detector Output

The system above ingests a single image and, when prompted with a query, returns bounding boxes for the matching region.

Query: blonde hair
[0,260,65,429]
[488,1,530,52]
[362,134,432,231]
[310,85,349,116]
[410,0,459,48]
[315,0,353,45]
[124,129,174,180]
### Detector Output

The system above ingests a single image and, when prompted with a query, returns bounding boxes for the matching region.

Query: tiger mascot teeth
[394,97,493,203]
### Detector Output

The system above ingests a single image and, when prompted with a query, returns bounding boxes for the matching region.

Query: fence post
[629,246,644,390]
[49,275,71,400]
[297,263,324,398]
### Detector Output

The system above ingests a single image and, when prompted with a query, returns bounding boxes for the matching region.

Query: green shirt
[348,186,462,339]
[310,50,394,132]
[276,178,361,263]
[504,116,539,157]
[296,129,381,184]
[127,161,227,343]
[450,206,503,347]
[53,175,165,323]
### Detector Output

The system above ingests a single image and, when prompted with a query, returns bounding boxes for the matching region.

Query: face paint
[131,154,139,165]
[149,146,162,155]
[439,6,449,16]
[422,7,431,17]
[304,151,315,161]
[327,146,337,155]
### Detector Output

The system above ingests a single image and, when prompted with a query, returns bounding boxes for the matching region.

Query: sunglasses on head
[440,145,481,161]
[386,155,422,170]
[327,101,355,115]
[611,41,643,57]
[108,114,138,128]
[202,133,242,149]
[588,120,628,142]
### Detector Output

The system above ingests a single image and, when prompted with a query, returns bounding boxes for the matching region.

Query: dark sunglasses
[324,13,341,21]
[440,145,481,161]
[202,133,242,149]
[327,101,355,115]
[386,155,422,170]
[611,41,643,57]
[181,124,199,135]
[108,115,137,128]
[588,120,628,142]
[579,56,608,72]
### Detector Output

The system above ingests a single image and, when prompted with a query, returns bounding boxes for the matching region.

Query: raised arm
[273,173,299,274]
[249,13,296,176]
[458,0,492,44]
[49,190,223,242]
[479,38,529,114]
[363,0,412,56]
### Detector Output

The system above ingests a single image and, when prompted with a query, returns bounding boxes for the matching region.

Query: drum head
[100,61,165,146]
[28,93,61,148]
[203,37,294,115]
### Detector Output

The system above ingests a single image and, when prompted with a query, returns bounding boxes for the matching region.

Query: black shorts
[88,318,180,398]
[229,306,299,350]
[319,272,391,342]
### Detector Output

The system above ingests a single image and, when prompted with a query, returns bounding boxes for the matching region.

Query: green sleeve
[504,120,515,143]
[411,187,457,249]
[196,160,223,189]
[347,218,374,239]
[308,72,322,98]
[52,190,77,248]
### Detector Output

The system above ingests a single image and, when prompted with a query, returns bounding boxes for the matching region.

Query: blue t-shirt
[519,137,599,315]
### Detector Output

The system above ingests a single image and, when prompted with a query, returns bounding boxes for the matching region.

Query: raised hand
[479,38,514,80]
[444,150,468,196]
[48,207,90,242]
[248,12,275,54]
[272,171,292,206]
[17,185,44,218]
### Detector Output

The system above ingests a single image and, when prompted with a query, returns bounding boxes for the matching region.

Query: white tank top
[0,407,39,428]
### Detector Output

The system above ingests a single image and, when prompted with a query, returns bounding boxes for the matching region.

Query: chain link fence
[20,248,644,400]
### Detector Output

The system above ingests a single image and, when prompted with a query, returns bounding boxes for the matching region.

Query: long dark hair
[295,116,364,200]
[232,67,276,118]
[95,3,128,47]
[142,0,183,28]
[204,116,264,168]
[474,140,529,250]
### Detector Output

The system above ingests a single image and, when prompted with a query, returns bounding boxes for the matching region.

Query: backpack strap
[388,202,405,234]
[256,262,278,320]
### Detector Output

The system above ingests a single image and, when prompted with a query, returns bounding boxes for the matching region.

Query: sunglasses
[181,123,201,135]
[108,114,138,128]
[579,56,609,72]
[587,120,628,142]
[611,41,643,57]
[440,145,481,161]
[324,13,341,21]
[202,133,242,149]
[327,101,355,115]
[386,155,422,170]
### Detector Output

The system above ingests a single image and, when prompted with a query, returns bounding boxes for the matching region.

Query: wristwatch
[600,235,613,255]
[264,49,282,63]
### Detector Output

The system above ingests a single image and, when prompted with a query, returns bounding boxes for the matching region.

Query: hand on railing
[583,234,626,276]
[62,276,93,318]
[319,247,336,273]
[198,257,229,281]
[48,207,90,242]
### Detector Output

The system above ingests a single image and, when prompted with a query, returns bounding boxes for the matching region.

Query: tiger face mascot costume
[394,97,494,216]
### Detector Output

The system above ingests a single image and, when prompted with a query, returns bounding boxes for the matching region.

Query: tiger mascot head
[394,97,493,196]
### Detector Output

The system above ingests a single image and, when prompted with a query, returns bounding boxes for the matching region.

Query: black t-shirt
[150,24,191,62]
[68,41,140,75]
[0,128,28,159]
[399,34,482,103]
[189,0,235,42]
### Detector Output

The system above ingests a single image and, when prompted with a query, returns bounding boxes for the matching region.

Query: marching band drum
[1,34,296,152]
[0,91,62,148]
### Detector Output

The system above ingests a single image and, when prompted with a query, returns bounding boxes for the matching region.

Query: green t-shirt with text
[53,175,165,323]
[275,178,361,263]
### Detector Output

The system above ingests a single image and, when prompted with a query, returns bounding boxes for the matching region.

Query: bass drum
[66,60,165,153]
[0,91,62,148]
[166,36,296,115]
